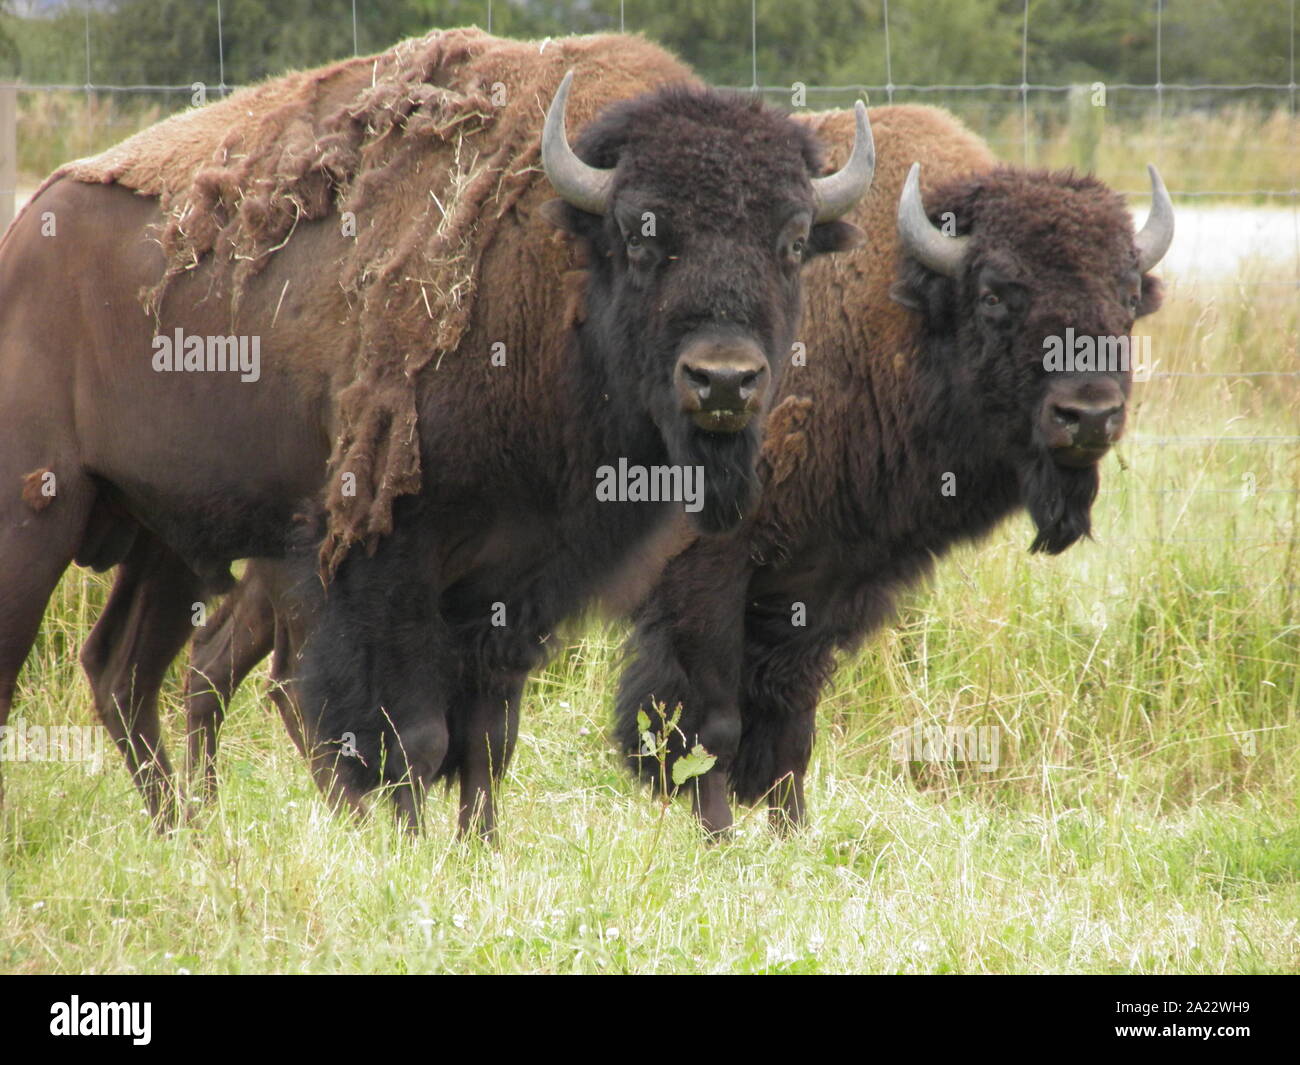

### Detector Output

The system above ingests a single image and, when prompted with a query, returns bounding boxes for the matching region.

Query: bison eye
[980,291,1001,307]
[624,233,656,269]
[791,237,807,258]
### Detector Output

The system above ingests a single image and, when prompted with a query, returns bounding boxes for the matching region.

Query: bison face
[543,77,870,533]
[895,164,1172,553]
[969,257,1161,467]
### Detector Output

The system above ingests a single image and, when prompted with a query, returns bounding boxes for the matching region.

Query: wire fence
[0,0,1296,507]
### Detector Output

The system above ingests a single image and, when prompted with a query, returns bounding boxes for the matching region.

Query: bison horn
[542,70,613,216]
[897,162,968,278]
[1135,164,1174,273]
[810,101,875,223]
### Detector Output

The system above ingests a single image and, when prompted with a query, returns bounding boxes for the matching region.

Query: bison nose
[1042,385,1127,468]
[1041,376,1126,466]
[675,339,769,434]
[1050,400,1125,450]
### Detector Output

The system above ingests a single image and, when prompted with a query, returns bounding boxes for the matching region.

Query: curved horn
[1135,163,1174,273]
[542,70,613,215]
[811,100,876,223]
[897,162,968,277]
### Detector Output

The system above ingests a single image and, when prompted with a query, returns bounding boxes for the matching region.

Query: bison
[612,104,1173,833]
[0,29,874,835]
[171,103,1173,840]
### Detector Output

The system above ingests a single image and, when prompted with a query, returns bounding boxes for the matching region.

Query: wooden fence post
[0,85,16,233]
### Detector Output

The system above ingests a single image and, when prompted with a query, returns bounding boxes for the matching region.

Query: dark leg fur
[184,570,276,803]
[80,535,204,828]
[732,630,837,832]
[452,667,525,840]
[298,509,452,833]
[613,537,751,835]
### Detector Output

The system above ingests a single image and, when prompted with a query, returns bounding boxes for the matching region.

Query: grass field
[10,92,1300,201]
[2,145,1298,974]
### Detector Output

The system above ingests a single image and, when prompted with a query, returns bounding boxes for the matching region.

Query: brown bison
[0,29,874,834]
[613,104,1174,833]
[172,104,1173,840]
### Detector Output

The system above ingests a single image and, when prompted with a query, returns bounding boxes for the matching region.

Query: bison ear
[889,257,958,330]
[1136,273,1163,319]
[888,280,923,311]
[808,220,865,257]
[538,198,580,232]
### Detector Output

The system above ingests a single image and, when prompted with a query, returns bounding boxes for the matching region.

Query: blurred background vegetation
[0,1,1295,191]
[1,0,1293,90]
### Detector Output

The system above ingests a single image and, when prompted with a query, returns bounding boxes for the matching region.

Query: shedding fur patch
[758,395,814,488]
[20,467,55,511]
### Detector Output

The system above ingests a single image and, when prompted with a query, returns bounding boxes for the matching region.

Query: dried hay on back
[44,27,696,574]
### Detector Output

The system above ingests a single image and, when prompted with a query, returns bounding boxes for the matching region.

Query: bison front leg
[735,628,837,834]
[296,518,453,833]
[614,538,751,837]
[80,534,205,828]
[453,667,526,841]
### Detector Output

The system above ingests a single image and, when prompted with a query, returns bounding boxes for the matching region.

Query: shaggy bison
[174,104,1172,840]
[0,29,873,833]
[613,104,1173,833]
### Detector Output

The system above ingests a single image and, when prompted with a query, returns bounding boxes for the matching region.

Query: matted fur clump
[46,27,696,573]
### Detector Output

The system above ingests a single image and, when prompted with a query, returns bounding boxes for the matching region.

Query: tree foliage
[0,0,1292,93]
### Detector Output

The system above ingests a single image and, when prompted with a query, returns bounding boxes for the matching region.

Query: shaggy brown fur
[754,105,996,548]
[43,28,698,574]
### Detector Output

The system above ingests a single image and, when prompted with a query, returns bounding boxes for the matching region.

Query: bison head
[542,73,872,533]
[892,163,1173,553]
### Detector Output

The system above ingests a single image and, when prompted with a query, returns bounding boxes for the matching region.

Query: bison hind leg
[80,534,204,829]
[184,567,278,805]
[0,461,96,813]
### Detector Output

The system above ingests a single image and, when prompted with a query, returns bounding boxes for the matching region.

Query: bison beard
[1020,452,1101,555]
[669,426,763,535]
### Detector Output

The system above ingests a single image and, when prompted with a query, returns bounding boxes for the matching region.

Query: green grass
[2,259,1298,975]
